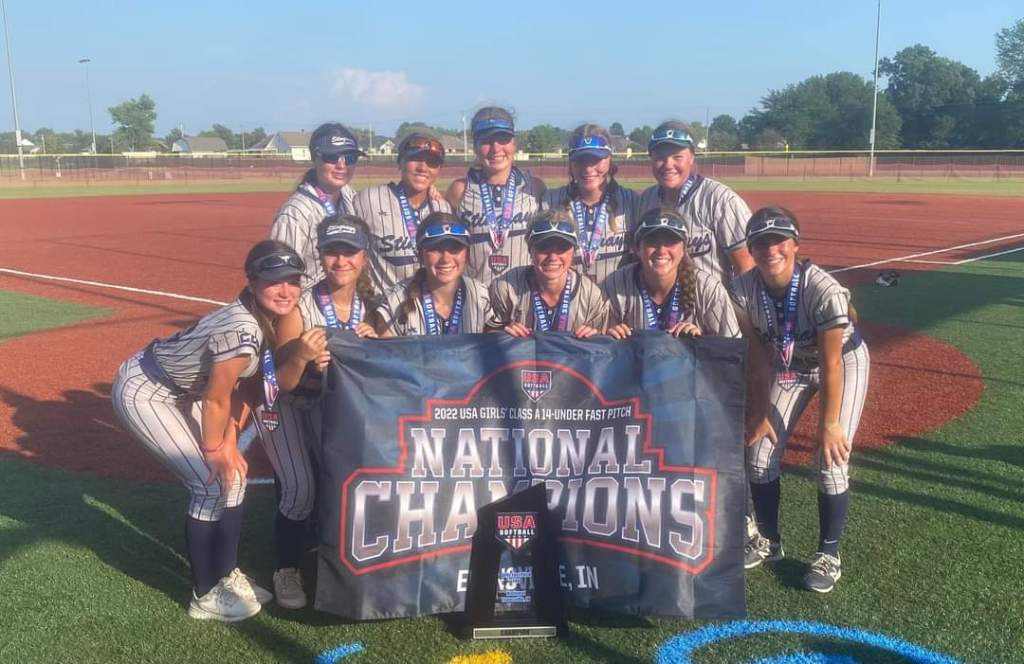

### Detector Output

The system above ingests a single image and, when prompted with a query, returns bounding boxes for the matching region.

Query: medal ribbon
[298,182,338,216]
[531,271,574,332]
[638,270,682,330]
[477,168,518,249]
[261,348,280,411]
[393,183,421,250]
[570,191,610,267]
[421,282,465,336]
[759,262,802,369]
[315,282,362,330]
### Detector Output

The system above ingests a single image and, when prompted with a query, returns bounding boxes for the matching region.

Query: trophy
[464,483,565,639]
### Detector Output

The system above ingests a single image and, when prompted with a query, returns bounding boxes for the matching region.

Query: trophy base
[472,625,558,639]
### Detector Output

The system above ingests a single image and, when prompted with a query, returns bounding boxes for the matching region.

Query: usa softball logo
[520,370,552,401]
[496,512,537,551]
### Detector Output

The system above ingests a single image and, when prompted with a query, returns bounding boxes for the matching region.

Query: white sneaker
[225,568,273,605]
[188,581,261,622]
[273,567,307,609]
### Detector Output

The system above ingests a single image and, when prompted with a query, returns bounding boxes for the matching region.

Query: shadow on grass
[0,383,315,661]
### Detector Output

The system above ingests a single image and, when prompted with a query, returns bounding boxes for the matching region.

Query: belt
[788,328,864,373]
[139,342,185,396]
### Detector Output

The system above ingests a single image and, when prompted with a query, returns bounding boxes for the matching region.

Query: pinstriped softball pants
[112,353,245,520]
[747,343,870,494]
[256,395,317,521]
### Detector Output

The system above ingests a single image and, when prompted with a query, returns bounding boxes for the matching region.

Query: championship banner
[315,331,747,620]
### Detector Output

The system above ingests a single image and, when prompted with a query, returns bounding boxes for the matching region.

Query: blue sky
[1,0,1019,137]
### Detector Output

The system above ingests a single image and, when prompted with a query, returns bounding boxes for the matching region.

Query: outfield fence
[1,149,1023,185]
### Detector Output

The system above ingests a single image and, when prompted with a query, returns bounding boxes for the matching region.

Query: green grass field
[0,255,1021,662]
[0,290,109,342]
[0,175,1021,200]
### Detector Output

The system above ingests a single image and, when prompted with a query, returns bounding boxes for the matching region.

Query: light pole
[78,58,97,154]
[868,0,881,177]
[1,0,25,180]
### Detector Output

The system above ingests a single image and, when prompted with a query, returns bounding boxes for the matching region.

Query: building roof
[178,136,228,152]
[273,131,310,148]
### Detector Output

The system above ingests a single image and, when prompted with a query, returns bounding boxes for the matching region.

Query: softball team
[111,114,870,623]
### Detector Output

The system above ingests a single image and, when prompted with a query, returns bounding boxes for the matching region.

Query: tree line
[2,18,1021,155]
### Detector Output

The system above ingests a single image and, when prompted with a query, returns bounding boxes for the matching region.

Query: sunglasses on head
[477,133,514,146]
[318,152,359,166]
[568,134,611,154]
[422,223,470,239]
[638,215,686,233]
[248,252,304,276]
[528,221,577,242]
[748,217,799,239]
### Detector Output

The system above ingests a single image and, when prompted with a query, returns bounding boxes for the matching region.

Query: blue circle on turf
[655,620,960,664]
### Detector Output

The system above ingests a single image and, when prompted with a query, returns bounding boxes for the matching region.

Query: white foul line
[0,267,228,306]
[830,231,1024,274]
[953,245,1024,265]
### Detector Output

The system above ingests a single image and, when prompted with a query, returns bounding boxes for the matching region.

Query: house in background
[171,136,228,154]
[257,131,312,160]
[370,136,395,155]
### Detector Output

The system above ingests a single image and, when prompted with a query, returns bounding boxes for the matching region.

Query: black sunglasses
[319,152,359,166]
[248,252,304,276]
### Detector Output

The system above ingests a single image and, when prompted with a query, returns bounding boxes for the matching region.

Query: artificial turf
[0,257,1021,662]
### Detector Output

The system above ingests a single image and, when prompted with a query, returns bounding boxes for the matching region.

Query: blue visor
[318,221,369,250]
[648,127,694,153]
[472,117,515,138]
[420,223,471,247]
[568,134,612,160]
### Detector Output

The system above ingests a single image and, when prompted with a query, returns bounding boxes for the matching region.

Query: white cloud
[331,68,425,112]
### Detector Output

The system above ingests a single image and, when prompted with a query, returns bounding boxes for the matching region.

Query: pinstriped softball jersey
[541,184,640,284]
[270,185,356,290]
[455,167,544,285]
[730,262,870,494]
[353,183,453,292]
[375,274,491,337]
[487,266,610,332]
[600,264,741,338]
[111,300,263,521]
[637,176,751,289]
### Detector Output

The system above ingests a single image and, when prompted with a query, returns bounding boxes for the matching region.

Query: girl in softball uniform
[353,131,453,291]
[374,212,491,337]
[261,215,378,609]
[602,208,740,339]
[487,210,609,339]
[445,107,546,285]
[637,120,754,289]
[732,206,870,593]
[111,240,306,622]
[543,124,639,284]
[271,123,366,290]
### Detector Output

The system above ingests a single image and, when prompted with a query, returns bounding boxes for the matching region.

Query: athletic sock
[185,517,219,597]
[817,490,849,557]
[750,479,782,542]
[275,512,309,570]
[213,504,245,580]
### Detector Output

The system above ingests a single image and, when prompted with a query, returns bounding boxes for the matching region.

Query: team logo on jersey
[496,512,537,551]
[488,254,510,274]
[520,370,552,401]
[687,231,713,258]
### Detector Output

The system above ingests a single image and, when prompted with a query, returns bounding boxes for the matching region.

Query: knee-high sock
[185,517,219,597]
[275,512,308,570]
[213,504,245,579]
[750,479,782,542]
[817,490,849,557]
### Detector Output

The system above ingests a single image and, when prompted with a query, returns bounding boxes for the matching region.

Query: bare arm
[730,245,756,275]
[445,178,467,209]
[274,307,327,391]
[734,305,776,445]
[817,326,849,469]
[201,355,253,490]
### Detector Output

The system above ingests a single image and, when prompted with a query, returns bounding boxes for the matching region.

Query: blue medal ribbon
[662,173,702,208]
[531,271,574,332]
[570,191,610,268]
[261,348,280,411]
[476,168,518,249]
[637,267,682,330]
[421,282,465,336]
[759,262,803,369]
[315,282,362,330]
[393,183,421,250]
[298,182,338,216]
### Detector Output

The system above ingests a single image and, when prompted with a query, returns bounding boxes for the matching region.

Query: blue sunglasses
[568,134,612,158]
[648,128,694,152]
[422,223,470,239]
[528,221,578,243]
